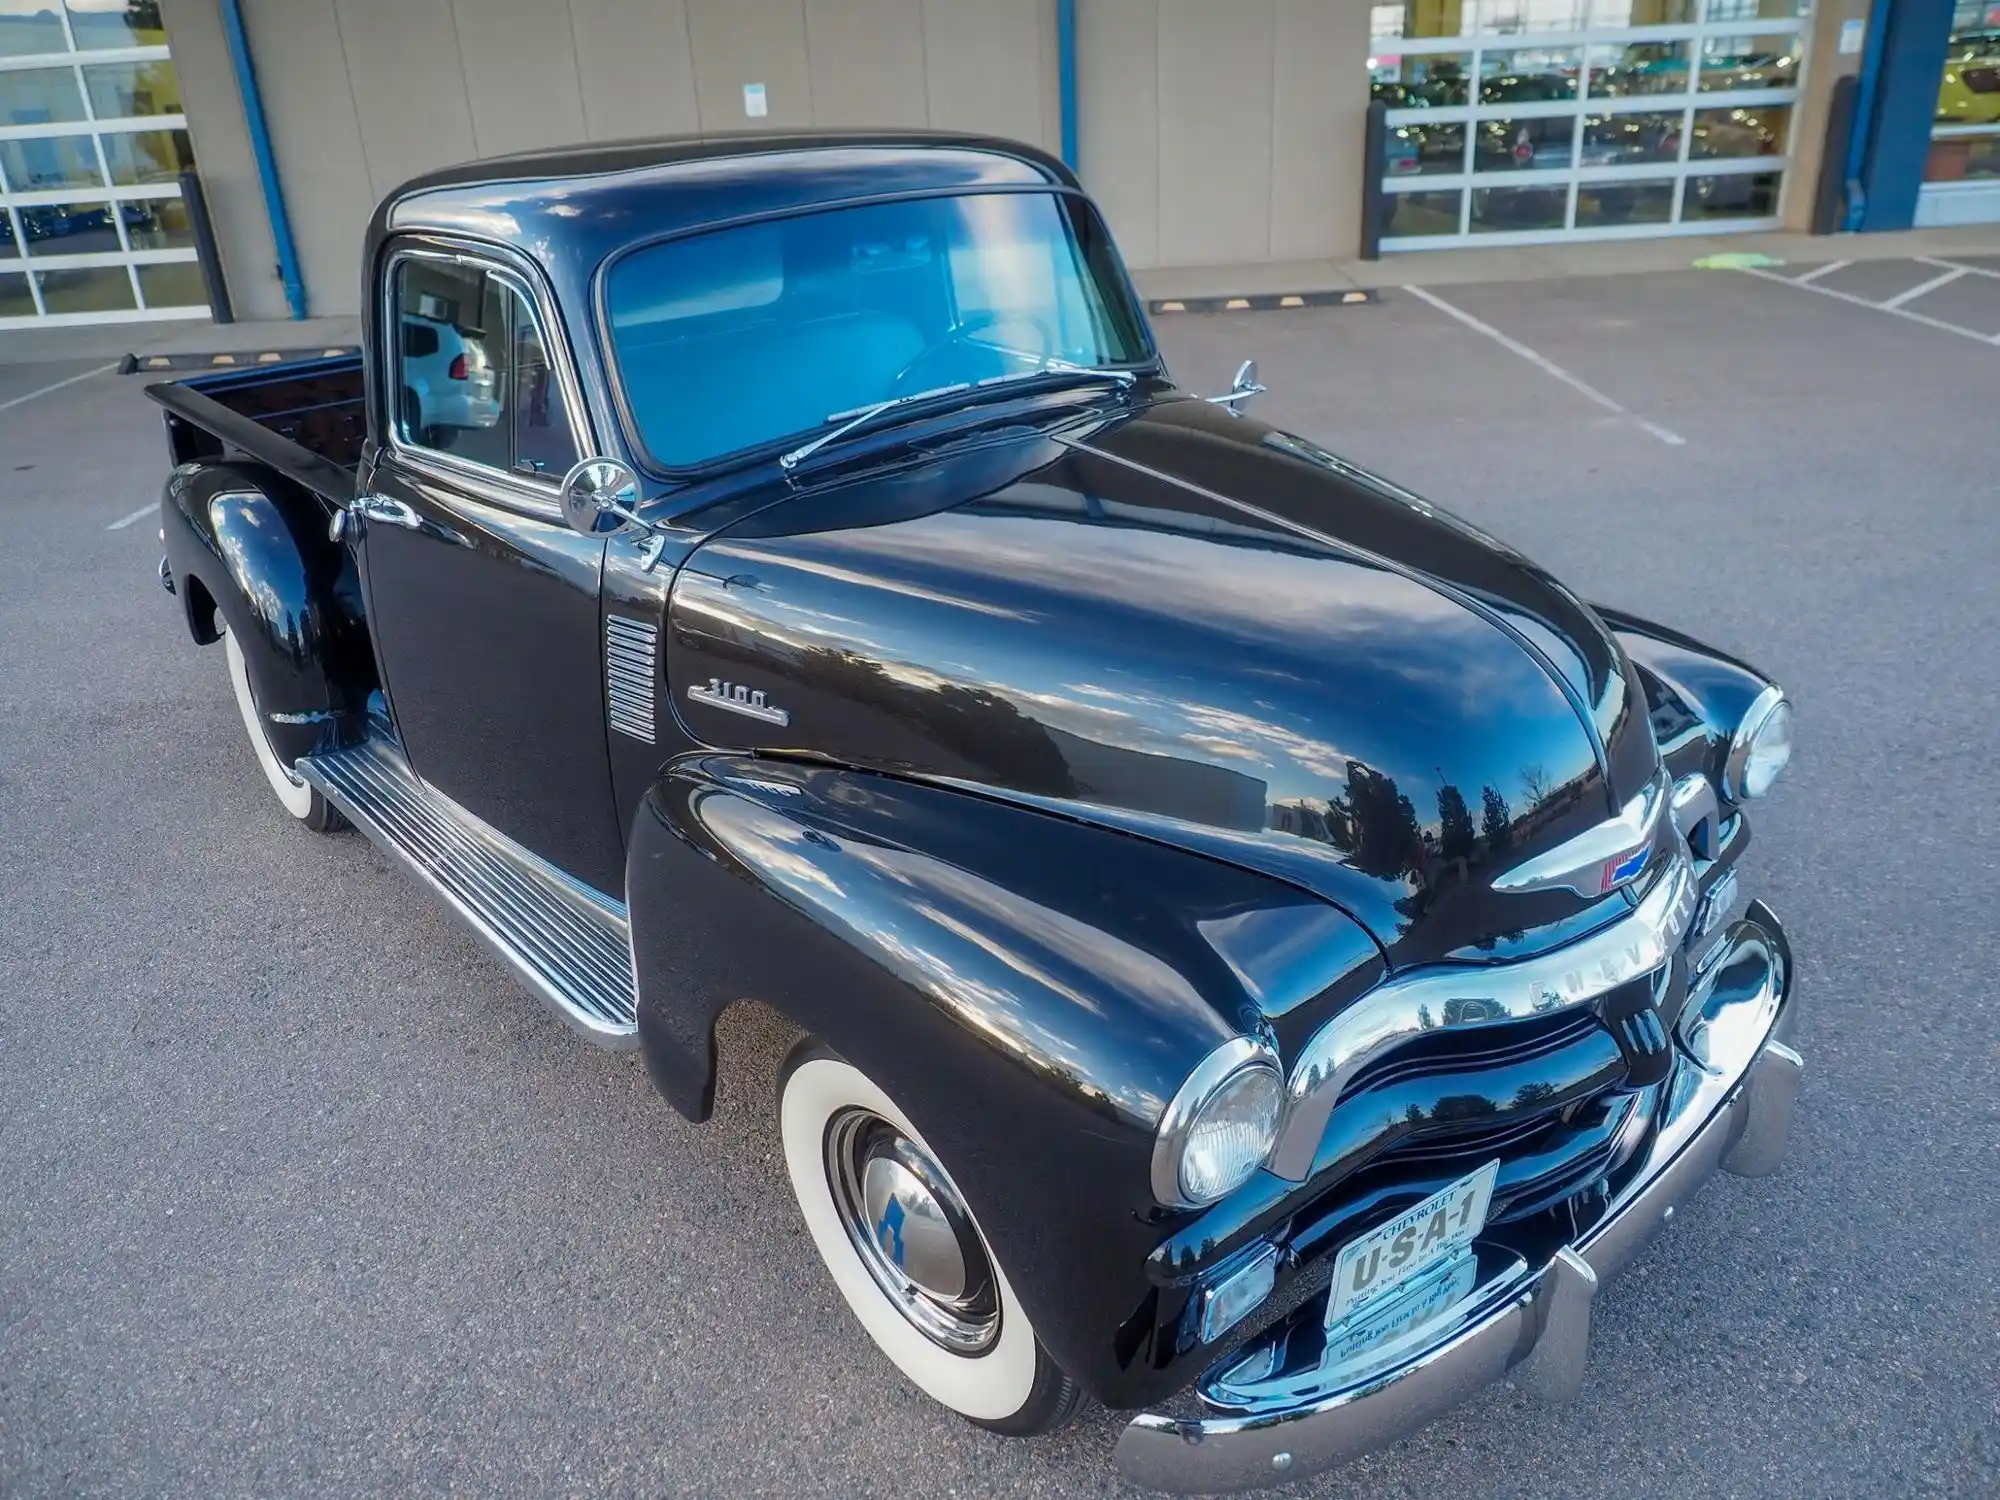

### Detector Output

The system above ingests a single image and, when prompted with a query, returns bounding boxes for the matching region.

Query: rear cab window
[389,255,580,481]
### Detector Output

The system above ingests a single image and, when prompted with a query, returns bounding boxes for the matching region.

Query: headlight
[1726,686,1792,801]
[1153,1037,1284,1208]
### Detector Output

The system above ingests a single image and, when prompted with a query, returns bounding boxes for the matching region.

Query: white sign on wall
[743,82,769,118]
[1838,18,1865,55]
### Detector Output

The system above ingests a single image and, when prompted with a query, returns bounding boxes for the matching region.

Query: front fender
[163,460,372,764]
[1593,603,1779,795]
[627,751,1378,1404]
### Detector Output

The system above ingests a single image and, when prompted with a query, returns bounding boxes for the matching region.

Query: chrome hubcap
[826,1110,999,1353]
[861,1154,968,1300]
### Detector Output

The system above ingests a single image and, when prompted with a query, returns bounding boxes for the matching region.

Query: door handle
[350,494,422,530]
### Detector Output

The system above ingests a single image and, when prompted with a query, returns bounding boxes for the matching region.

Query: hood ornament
[1492,768,1669,898]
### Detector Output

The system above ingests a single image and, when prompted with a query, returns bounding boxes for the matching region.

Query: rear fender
[627,751,1378,1400]
[163,460,373,764]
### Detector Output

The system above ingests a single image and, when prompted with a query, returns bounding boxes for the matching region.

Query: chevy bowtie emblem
[688,677,791,727]
[1493,767,1668,898]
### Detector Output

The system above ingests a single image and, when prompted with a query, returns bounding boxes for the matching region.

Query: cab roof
[370,130,1077,290]
[359,131,1093,465]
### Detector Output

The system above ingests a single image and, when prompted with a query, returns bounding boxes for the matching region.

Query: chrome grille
[605,615,658,744]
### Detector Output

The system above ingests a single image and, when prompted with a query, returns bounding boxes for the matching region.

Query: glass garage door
[0,1,207,327]
[1917,1,2000,226]
[1370,1,1813,248]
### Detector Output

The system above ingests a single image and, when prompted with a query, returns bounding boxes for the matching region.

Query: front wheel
[776,1040,1082,1436]
[222,627,343,832]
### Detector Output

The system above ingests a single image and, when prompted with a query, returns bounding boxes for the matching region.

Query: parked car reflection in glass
[399,312,500,448]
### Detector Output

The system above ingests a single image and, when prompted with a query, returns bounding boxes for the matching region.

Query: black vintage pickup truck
[150,131,1801,1491]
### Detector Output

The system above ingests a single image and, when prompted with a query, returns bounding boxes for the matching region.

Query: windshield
[602,190,1150,469]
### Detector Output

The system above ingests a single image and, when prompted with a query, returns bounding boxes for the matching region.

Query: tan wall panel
[1783,0,1870,230]
[685,0,814,129]
[187,0,1378,320]
[569,0,701,139]
[806,0,927,127]
[333,0,477,195]
[1156,0,1275,266]
[920,0,1053,147]
[1271,0,1369,261]
[158,0,283,319]
[1077,0,1160,267]
[1036,0,1061,155]
[239,0,373,316]
[453,0,587,158]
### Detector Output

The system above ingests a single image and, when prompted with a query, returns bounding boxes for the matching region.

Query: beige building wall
[1783,0,1872,231]
[144,0,1870,321]
[1077,0,1372,271]
[162,0,1061,319]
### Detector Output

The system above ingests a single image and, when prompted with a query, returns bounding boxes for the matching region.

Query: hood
[666,395,1658,967]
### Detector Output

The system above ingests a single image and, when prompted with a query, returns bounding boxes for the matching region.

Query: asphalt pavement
[3,261,1996,1499]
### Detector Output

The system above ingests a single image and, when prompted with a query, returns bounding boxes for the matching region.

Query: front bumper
[1114,901,1800,1494]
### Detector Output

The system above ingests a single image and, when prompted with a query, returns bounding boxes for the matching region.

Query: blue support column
[1852,0,1955,232]
[218,0,308,319]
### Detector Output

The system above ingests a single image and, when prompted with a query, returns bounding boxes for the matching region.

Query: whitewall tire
[777,1039,1082,1435]
[223,627,343,832]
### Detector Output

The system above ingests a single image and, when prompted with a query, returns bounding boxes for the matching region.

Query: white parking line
[1916,255,2000,281]
[1793,259,1851,284]
[1402,284,1686,447]
[1740,265,2000,347]
[1881,265,1969,309]
[0,360,118,414]
[105,504,155,531]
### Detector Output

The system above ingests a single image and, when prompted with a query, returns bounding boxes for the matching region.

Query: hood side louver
[605,615,658,744]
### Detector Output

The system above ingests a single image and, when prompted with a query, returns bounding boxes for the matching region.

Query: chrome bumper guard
[1114,903,1800,1495]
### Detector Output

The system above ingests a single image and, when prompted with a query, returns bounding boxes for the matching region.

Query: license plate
[1324,1250,1479,1368]
[1327,1159,1498,1329]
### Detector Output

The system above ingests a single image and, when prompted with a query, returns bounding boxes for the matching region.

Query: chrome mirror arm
[1204,358,1268,411]
[558,455,668,568]
[592,497,670,571]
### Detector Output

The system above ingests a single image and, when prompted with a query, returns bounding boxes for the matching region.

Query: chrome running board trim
[298,737,637,1048]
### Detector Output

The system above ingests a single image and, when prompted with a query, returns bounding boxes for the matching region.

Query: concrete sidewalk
[0,313,363,368]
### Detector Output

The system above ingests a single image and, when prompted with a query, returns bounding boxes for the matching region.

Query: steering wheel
[887,310,1058,396]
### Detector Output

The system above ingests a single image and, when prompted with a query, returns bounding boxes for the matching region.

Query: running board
[298,737,638,1048]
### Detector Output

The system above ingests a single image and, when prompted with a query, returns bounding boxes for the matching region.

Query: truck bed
[147,354,365,506]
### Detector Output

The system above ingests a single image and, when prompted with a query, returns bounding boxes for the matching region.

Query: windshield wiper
[778,383,971,473]
[975,358,1139,392]
[776,363,1140,476]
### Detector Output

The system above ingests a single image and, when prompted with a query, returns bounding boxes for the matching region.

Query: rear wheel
[776,1039,1083,1436]
[223,627,344,832]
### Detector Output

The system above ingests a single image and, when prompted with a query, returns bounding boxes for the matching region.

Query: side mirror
[1204,359,1268,411]
[559,457,643,536]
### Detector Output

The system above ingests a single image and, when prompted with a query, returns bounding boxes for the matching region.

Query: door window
[390,256,580,480]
